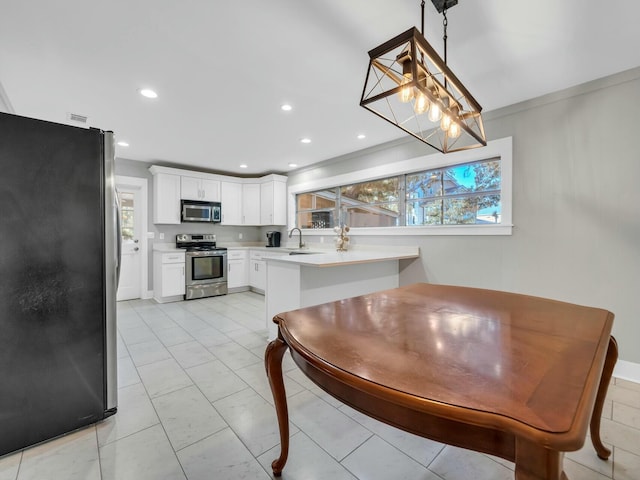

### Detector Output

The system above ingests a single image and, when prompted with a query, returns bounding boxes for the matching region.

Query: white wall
[287,67,640,365]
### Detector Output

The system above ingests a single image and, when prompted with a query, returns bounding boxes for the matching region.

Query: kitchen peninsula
[264,246,420,339]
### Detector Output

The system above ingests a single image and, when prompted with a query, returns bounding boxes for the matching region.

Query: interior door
[116,188,142,300]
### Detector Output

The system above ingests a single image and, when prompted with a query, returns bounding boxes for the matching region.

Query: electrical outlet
[239,233,243,239]
[320,236,324,243]
[159,233,165,240]
[147,232,155,239]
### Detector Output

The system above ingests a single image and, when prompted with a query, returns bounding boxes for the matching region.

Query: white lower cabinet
[227,249,249,290]
[249,249,290,293]
[162,263,185,296]
[153,251,185,303]
[249,250,266,293]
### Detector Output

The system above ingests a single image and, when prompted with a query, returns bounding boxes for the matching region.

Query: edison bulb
[413,92,429,114]
[428,102,442,122]
[440,113,452,131]
[399,76,414,103]
[448,121,461,139]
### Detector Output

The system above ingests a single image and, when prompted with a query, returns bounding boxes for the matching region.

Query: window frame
[287,136,512,236]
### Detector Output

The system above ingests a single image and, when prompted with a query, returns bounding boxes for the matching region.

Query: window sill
[299,224,513,236]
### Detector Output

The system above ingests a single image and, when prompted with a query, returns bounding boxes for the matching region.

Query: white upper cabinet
[260,177,287,225]
[242,183,261,225]
[220,181,242,225]
[149,167,286,226]
[181,176,220,202]
[150,169,181,224]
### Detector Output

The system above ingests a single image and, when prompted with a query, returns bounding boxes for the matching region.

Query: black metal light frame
[360,2,486,154]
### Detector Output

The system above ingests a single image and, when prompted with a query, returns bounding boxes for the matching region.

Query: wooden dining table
[265,283,617,480]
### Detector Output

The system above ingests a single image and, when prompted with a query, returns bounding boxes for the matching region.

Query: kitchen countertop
[151,243,420,267]
[152,242,272,252]
[263,246,419,267]
[152,243,184,253]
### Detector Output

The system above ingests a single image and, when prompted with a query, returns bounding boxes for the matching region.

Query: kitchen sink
[288,250,321,255]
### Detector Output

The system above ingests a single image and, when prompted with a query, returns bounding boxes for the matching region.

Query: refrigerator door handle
[115,189,122,288]
[103,131,118,413]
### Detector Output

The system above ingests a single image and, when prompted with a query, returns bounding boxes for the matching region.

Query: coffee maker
[266,231,281,247]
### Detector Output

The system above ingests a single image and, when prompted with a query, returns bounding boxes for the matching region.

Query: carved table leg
[265,333,290,476]
[590,336,618,460]
[515,437,567,480]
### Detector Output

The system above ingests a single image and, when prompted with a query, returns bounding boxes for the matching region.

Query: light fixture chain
[443,7,448,65]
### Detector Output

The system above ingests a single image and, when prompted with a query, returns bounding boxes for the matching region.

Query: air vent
[67,112,88,123]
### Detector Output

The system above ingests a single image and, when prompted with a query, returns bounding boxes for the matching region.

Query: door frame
[115,175,150,299]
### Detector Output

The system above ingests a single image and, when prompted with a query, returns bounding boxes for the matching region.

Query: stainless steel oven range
[176,233,227,299]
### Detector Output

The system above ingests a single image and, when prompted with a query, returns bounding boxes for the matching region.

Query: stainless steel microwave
[181,200,221,223]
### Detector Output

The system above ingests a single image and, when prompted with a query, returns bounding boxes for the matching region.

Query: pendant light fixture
[360,0,486,153]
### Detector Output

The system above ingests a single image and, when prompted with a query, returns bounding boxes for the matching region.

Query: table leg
[265,333,290,477]
[590,336,618,460]
[515,438,567,480]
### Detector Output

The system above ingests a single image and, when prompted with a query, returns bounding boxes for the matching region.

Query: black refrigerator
[0,112,118,456]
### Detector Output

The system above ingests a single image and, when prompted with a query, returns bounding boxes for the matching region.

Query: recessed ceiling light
[357,134,366,139]
[139,88,158,99]
[288,163,298,168]
[300,138,311,144]
[281,104,292,111]
[239,164,248,169]
[117,141,129,147]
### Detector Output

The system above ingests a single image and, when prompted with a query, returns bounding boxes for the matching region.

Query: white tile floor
[1,291,639,480]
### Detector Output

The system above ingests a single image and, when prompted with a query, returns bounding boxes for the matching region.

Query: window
[119,192,135,240]
[288,137,512,236]
[341,177,403,228]
[296,159,501,229]
[406,159,501,226]
[296,188,337,229]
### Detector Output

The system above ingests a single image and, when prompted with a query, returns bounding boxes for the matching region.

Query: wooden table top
[276,283,614,445]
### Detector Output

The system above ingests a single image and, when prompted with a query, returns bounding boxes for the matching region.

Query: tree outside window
[296,157,501,229]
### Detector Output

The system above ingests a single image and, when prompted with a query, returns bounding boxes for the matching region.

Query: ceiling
[2,0,640,176]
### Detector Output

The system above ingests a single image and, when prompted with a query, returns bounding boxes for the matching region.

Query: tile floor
[1,291,639,480]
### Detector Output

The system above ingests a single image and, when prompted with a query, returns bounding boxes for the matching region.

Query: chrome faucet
[289,227,304,249]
